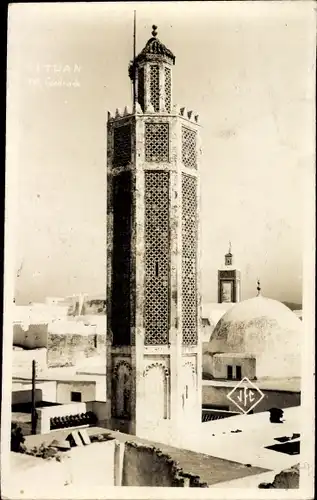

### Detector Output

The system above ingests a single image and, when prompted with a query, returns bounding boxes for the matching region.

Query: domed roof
[208,295,301,378]
[136,36,175,63]
[129,26,175,80]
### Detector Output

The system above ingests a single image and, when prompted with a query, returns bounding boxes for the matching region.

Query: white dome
[207,295,301,378]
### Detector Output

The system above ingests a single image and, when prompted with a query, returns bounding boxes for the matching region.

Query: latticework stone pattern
[182,126,197,169]
[150,65,160,112]
[113,124,131,167]
[144,171,170,345]
[182,173,198,345]
[145,123,169,162]
[164,67,171,113]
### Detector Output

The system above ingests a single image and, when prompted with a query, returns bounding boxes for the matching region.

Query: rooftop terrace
[23,426,268,487]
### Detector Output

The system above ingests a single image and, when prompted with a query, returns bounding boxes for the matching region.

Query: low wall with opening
[37,402,88,434]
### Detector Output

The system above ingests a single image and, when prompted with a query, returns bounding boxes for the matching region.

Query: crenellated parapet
[177,105,200,124]
[107,103,199,124]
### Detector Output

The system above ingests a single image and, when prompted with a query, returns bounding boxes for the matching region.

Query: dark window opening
[71,391,82,402]
[155,261,159,277]
[94,334,97,348]
[236,365,242,380]
[227,365,233,380]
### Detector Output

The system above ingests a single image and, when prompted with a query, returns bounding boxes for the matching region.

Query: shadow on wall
[122,442,208,487]
[202,348,213,379]
[13,324,48,349]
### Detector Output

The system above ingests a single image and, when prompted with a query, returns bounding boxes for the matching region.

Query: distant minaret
[218,242,241,303]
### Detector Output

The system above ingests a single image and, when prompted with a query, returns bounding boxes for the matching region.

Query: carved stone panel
[112,360,132,419]
[143,361,170,420]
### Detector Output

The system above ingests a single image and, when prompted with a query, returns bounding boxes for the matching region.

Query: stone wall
[67,299,107,316]
[83,299,106,315]
[272,464,299,489]
[47,333,106,367]
[259,464,299,489]
[122,442,208,487]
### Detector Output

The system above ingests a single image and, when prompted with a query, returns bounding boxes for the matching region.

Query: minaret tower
[106,25,202,445]
[218,242,241,303]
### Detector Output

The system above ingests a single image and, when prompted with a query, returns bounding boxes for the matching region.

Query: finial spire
[256,279,261,297]
[152,25,158,37]
[229,241,232,254]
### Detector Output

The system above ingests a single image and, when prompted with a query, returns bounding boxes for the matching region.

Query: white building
[203,292,301,380]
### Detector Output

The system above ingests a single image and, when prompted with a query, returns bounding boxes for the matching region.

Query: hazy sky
[7,2,315,305]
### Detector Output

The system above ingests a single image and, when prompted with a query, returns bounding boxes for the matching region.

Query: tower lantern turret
[129,25,175,113]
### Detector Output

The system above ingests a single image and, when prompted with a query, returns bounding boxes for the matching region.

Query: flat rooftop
[182,406,301,472]
[13,364,107,384]
[23,426,268,487]
[203,377,301,392]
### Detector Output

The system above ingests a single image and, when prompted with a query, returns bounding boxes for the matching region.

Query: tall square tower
[218,243,241,303]
[106,26,202,446]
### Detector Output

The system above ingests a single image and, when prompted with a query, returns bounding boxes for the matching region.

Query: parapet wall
[13,323,48,349]
[122,441,208,487]
[37,402,88,434]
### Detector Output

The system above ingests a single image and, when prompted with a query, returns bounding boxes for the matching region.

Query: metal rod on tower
[31,359,36,435]
[132,10,136,111]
